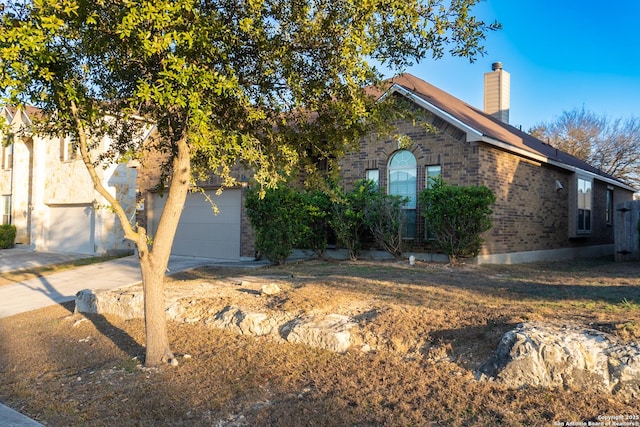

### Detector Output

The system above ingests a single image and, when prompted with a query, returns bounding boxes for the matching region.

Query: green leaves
[245,185,309,264]
[419,177,496,264]
[1,0,499,191]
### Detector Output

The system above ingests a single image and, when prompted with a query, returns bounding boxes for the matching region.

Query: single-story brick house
[140,65,636,263]
[339,66,635,263]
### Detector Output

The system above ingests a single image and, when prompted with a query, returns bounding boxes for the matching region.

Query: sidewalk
[0,250,266,426]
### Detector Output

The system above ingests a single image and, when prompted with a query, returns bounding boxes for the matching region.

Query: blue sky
[389,0,640,131]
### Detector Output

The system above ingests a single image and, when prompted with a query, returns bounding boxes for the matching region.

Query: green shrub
[245,185,306,264]
[298,190,332,258]
[0,224,17,249]
[329,179,406,260]
[329,180,376,260]
[363,190,407,260]
[246,180,410,263]
[419,177,496,264]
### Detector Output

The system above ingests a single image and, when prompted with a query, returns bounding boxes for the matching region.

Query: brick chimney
[484,62,510,124]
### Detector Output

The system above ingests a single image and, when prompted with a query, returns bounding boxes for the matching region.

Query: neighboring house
[0,106,138,255]
[140,64,636,263]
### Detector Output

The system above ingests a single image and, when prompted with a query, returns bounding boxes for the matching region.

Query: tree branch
[69,99,141,244]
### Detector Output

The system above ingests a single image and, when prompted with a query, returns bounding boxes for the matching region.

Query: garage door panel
[171,238,234,258]
[174,222,239,241]
[151,189,241,260]
[182,191,240,206]
[47,206,94,254]
[174,222,240,244]
[177,205,240,223]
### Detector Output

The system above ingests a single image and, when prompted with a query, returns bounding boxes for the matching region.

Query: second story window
[2,134,13,170]
[60,136,78,162]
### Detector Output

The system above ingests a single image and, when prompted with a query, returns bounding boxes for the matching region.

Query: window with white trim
[605,187,614,226]
[424,165,442,239]
[425,165,441,188]
[2,135,13,170]
[1,195,10,225]
[366,169,379,188]
[577,177,592,234]
[60,136,77,162]
[388,150,416,238]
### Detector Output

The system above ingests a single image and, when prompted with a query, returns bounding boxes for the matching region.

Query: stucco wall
[10,137,32,243]
[4,125,135,254]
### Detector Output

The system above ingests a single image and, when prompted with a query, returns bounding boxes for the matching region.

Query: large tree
[0,0,499,366]
[530,108,640,188]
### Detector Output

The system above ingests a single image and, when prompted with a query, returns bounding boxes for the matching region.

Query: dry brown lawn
[1,257,639,426]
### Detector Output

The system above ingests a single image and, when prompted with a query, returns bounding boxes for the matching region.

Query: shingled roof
[375,73,633,190]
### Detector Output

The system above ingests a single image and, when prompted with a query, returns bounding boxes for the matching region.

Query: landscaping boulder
[260,283,282,296]
[75,288,145,320]
[478,322,640,401]
[284,314,355,353]
[209,305,290,336]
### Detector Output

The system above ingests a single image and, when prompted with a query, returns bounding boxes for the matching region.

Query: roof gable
[378,73,634,191]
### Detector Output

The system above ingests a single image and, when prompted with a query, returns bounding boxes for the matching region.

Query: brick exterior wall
[137,111,633,261]
[478,145,571,254]
[339,116,480,245]
[339,115,632,257]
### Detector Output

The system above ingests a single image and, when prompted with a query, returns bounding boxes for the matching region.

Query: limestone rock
[478,322,640,401]
[75,288,144,320]
[284,314,355,353]
[260,283,281,296]
[209,305,285,336]
[165,302,185,321]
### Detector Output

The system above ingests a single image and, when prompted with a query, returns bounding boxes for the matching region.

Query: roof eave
[480,135,549,164]
[382,84,483,142]
[547,158,637,192]
[481,135,635,191]
[380,82,637,193]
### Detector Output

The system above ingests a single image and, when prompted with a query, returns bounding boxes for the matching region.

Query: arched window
[388,150,417,238]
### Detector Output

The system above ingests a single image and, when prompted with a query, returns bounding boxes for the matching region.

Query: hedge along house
[340,65,636,263]
[0,106,140,255]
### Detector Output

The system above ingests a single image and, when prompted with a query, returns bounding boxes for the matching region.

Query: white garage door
[150,189,241,260]
[47,205,94,254]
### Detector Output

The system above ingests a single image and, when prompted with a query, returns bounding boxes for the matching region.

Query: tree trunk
[139,136,192,367]
[139,249,174,366]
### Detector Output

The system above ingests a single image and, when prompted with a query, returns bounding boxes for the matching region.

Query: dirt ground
[1,257,639,426]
